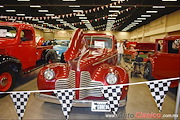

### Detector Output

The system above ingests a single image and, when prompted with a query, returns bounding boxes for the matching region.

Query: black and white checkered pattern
[147,80,171,112]
[10,92,30,120]
[101,85,123,115]
[54,89,75,120]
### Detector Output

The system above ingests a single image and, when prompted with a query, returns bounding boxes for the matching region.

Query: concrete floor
[0,66,179,120]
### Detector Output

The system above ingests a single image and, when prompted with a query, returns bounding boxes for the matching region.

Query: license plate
[91,101,110,112]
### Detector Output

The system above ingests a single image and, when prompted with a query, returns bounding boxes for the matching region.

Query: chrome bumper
[34,93,126,107]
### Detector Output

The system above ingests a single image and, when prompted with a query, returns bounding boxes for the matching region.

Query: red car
[143,35,180,87]
[36,29,129,111]
[0,22,57,92]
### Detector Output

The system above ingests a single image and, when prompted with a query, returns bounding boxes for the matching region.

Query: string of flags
[0,77,179,120]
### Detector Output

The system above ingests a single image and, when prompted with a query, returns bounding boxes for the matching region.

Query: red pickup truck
[36,28,129,112]
[0,22,57,91]
[124,42,155,63]
[143,35,180,87]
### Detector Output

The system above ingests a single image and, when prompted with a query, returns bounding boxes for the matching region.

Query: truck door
[18,29,36,69]
[154,40,180,78]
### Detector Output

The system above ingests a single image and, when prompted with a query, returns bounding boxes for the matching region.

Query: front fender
[37,63,69,90]
[92,64,129,100]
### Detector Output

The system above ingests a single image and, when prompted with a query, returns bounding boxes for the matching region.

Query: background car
[52,39,70,60]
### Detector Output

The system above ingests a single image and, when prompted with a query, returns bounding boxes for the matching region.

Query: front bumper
[34,93,127,107]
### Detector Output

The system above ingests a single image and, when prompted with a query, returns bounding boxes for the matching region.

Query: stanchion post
[174,80,180,120]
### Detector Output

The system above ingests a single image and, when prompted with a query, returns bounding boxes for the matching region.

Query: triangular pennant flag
[101,85,123,115]
[54,89,75,120]
[10,92,30,120]
[147,80,171,112]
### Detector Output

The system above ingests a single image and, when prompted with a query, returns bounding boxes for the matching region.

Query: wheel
[143,62,154,80]
[0,67,16,92]
[45,50,57,64]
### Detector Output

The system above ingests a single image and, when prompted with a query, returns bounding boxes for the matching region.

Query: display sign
[91,101,110,112]
[94,41,105,48]
[0,29,7,37]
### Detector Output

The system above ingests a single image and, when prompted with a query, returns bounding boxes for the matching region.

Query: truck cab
[143,35,180,87]
[0,22,57,91]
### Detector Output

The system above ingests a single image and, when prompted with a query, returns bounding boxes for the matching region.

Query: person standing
[117,40,124,64]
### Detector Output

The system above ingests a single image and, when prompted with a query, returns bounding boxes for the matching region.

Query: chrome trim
[34,92,126,107]
[92,53,117,66]
[80,71,103,99]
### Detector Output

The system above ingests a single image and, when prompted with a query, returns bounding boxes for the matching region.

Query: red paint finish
[37,29,129,101]
[145,36,180,87]
[0,22,52,70]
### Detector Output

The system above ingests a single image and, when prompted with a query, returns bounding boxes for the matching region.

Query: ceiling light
[38,10,48,12]
[56,19,63,22]
[141,15,151,17]
[110,6,122,8]
[17,0,30,1]
[45,14,54,16]
[108,18,116,19]
[63,0,76,1]
[146,11,158,13]
[162,0,177,1]
[16,14,25,16]
[134,20,142,22]
[111,0,125,1]
[81,20,88,21]
[32,19,39,21]
[108,14,118,17]
[73,10,83,12]
[79,17,87,19]
[0,5,4,7]
[6,10,16,12]
[38,21,44,23]
[109,10,119,13]
[30,5,41,8]
[153,6,165,8]
[137,18,146,20]
[76,14,85,16]
[69,5,80,7]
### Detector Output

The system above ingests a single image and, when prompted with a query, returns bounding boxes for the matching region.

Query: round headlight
[106,73,118,85]
[44,69,55,80]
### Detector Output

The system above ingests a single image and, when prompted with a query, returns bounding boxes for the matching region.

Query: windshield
[85,36,112,49]
[0,26,17,38]
[54,40,70,46]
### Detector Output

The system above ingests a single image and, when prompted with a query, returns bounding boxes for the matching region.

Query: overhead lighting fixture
[0,5,4,7]
[73,10,83,12]
[32,19,39,21]
[108,17,116,19]
[109,10,119,13]
[153,6,165,8]
[56,19,64,21]
[38,10,48,12]
[111,0,125,1]
[30,5,41,8]
[162,0,177,1]
[45,14,54,16]
[141,15,151,17]
[146,11,158,13]
[79,17,87,19]
[17,0,30,1]
[63,0,76,1]
[69,5,80,7]
[110,6,122,8]
[134,20,142,22]
[38,21,44,23]
[6,10,16,12]
[108,14,118,17]
[76,14,85,16]
[16,14,25,16]
[137,18,146,20]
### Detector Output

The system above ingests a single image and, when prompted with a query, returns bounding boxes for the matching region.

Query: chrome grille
[55,79,69,89]
[55,70,75,90]
[79,71,103,99]
[68,70,75,88]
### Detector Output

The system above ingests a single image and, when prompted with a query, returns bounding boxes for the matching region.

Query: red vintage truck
[0,22,57,91]
[143,35,180,87]
[123,42,155,62]
[36,28,129,112]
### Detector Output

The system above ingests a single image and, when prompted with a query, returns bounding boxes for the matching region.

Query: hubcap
[0,72,12,91]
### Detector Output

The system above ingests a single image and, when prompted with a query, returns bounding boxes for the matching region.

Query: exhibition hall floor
[0,67,179,120]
